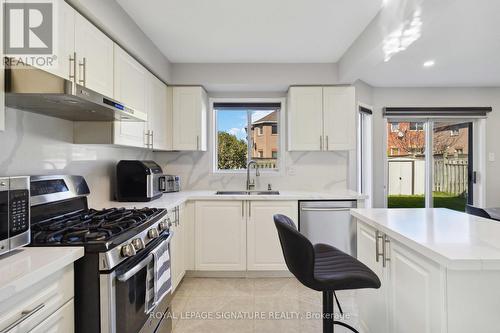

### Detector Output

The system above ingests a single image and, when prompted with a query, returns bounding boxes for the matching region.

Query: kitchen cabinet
[0,265,75,332]
[247,201,296,270]
[0,0,4,132]
[171,205,186,291]
[195,201,246,270]
[147,74,171,151]
[172,86,208,151]
[356,221,445,333]
[74,12,114,97]
[287,86,355,151]
[113,45,149,148]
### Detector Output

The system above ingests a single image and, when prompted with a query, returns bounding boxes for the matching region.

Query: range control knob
[158,221,169,231]
[131,238,145,251]
[148,227,159,239]
[121,244,136,258]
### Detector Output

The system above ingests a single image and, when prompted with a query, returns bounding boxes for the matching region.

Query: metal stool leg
[323,291,334,333]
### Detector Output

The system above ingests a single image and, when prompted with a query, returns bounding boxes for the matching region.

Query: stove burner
[31,207,162,245]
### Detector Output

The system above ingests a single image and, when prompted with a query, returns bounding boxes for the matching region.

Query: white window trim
[210,97,286,175]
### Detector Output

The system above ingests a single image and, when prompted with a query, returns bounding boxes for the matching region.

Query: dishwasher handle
[300,207,352,212]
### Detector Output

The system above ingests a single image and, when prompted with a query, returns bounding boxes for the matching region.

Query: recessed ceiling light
[423,60,435,68]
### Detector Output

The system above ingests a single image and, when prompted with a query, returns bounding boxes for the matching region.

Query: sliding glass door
[387,120,474,211]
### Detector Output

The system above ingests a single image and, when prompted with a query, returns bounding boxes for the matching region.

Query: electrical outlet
[287,166,296,176]
[488,152,496,162]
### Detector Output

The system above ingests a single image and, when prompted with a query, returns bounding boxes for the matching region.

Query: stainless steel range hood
[5,63,147,122]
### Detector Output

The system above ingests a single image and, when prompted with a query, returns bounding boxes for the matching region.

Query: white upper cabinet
[148,74,171,151]
[74,13,114,97]
[41,0,75,80]
[287,86,356,151]
[172,86,208,151]
[113,45,148,148]
[288,87,324,151]
[322,86,356,151]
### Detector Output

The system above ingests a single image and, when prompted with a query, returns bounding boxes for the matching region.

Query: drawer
[0,265,74,333]
[29,299,74,333]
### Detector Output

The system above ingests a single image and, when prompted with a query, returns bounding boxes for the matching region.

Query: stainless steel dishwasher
[299,200,357,256]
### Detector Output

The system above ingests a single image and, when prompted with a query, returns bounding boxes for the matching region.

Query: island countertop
[351,208,500,270]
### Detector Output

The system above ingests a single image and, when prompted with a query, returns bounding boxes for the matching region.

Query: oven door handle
[117,234,172,282]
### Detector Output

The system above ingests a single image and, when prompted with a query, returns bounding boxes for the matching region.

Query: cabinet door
[195,201,246,270]
[388,239,444,333]
[30,299,74,333]
[38,0,74,80]
[356,222,389,333]
[113,45,148,147]
[287,87,324,151]
[74,13,114,97]
[172,87,207,151]
[247,201,297,271]
[148,75,171,150]
[322,86,356,151]
[171,221,185,291]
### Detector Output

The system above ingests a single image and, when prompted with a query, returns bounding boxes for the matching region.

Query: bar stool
[274,214,381,333]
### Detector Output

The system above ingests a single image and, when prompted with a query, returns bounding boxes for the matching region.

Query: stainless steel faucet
[246,160,260,190]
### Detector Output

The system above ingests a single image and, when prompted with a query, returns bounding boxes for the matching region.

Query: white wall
[67,0,172,82]
[0,108,152,207]
[371,87,500,208]
[171,63,339,93]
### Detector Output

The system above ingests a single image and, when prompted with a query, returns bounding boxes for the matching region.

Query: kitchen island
[351,208,500,333]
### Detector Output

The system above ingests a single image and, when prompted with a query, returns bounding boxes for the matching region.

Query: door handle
[300,207,351,212]
[1,303,45,332]
[375,230,384,263]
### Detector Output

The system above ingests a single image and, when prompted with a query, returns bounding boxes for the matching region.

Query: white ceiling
[117,0,384,63]
[340,0,500,87]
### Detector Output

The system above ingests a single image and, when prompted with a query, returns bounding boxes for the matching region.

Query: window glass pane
[387,121,426,208]
[432,121,471,211]
[250,110,279,169]
[216,110,248,170]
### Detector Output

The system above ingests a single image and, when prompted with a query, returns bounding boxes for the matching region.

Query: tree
[217,132,247,169]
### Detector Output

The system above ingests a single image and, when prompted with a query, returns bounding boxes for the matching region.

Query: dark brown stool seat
[274,214,381,333]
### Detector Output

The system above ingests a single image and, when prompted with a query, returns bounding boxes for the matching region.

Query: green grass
[388,192,466,212]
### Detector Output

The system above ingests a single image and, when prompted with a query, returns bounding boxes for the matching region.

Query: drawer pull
[1,303,45,333]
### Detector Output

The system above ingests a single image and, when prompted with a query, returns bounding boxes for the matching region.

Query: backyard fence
[433,157,468,195]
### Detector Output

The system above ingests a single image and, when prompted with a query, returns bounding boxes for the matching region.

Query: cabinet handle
[144,130,149,148]
[383,234,391,267]
[248,201,251,218]
[320,136,323,150]
[150,131,154,149]
[301,207,351,212]
[69,52,76,81]
[78,57,86,86]
[375,230,384,263]
[326,135,329,151]
[1,303,45,332]
[241,201,244,218]
[196,135,200,150]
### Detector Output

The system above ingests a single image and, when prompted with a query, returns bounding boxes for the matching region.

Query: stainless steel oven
[100,233,173,333]
[0,176,30,256]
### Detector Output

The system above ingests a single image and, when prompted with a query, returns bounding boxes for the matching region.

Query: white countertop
[96,189,366,210]
[351,208,500,270]
[0,247,84,302]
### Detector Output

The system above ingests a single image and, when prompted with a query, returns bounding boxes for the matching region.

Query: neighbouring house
[250,111,278,160]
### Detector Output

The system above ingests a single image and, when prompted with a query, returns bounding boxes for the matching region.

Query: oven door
[100,233,172,333]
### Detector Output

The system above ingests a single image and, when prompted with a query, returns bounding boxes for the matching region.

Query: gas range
[29,175,174,333]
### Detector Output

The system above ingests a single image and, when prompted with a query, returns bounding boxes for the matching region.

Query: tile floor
[171,277,360,333]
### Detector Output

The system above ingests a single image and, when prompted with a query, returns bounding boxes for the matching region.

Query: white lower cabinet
[194,200,295,271]
[171,205,186,291]
[247,201,297,270]
[357,221,445,333]
[195,201,247,270]
[0,265,75,333]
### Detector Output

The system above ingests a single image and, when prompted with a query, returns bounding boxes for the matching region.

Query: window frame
[210,98,286,175]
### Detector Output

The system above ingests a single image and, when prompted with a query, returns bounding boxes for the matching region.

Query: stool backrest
[465,204,491,219]
[274,214,315,287]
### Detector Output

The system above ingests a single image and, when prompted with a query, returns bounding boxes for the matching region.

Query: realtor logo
[4,2,53,55]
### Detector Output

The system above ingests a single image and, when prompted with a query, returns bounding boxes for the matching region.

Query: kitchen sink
[215,190,280,195]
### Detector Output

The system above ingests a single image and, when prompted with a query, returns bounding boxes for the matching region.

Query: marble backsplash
[154,150,353,192]
[0,108,152,207]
